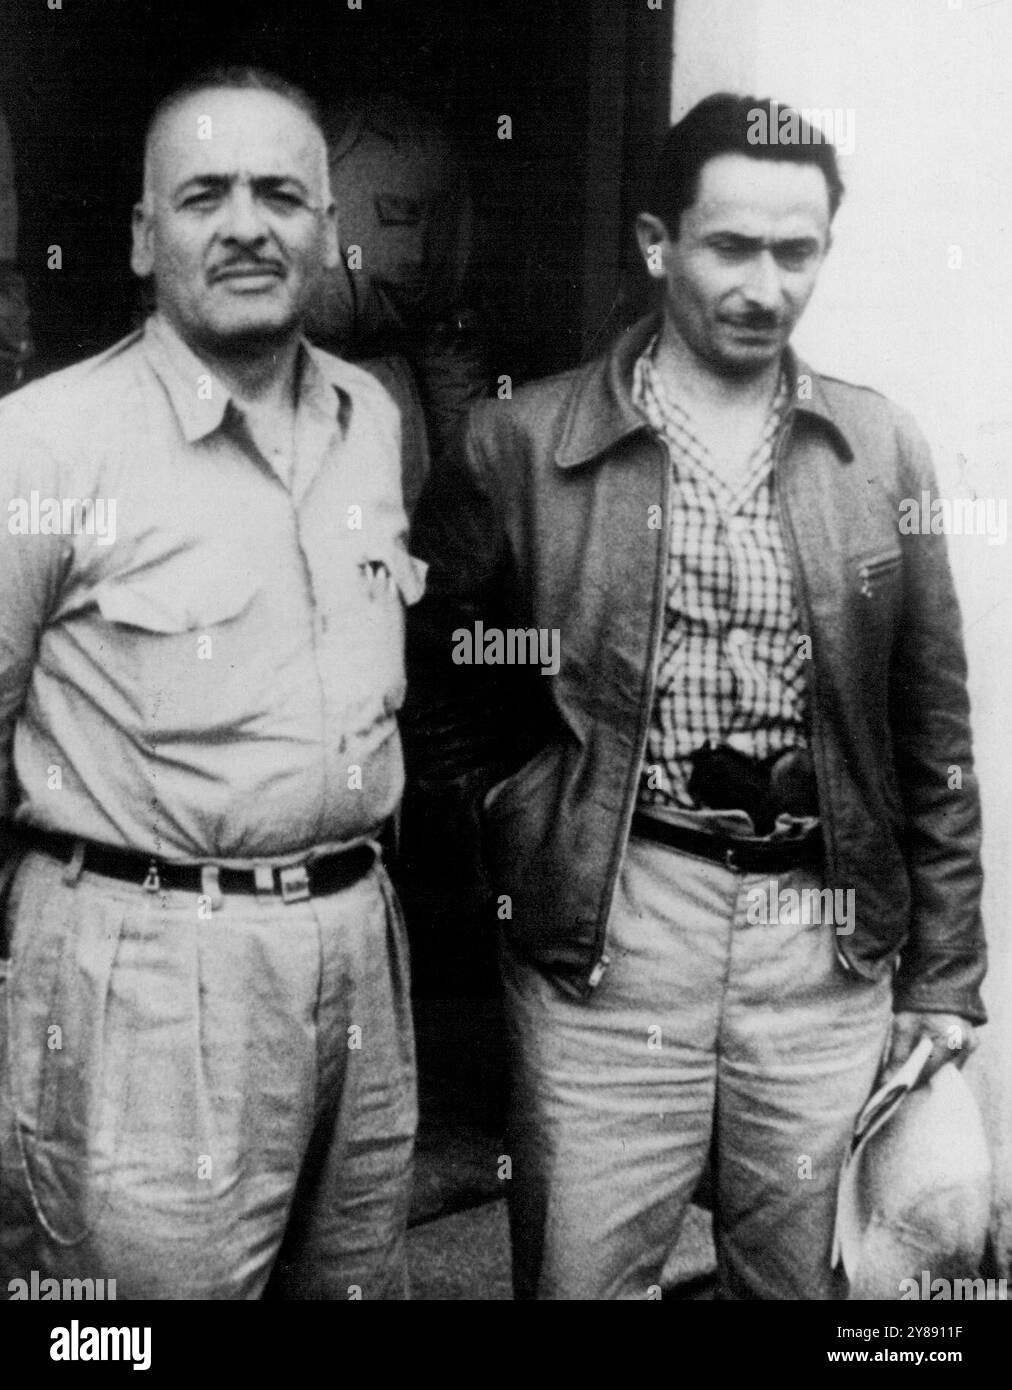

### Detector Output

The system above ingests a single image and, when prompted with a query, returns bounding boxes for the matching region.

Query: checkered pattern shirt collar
[632,335,789,505]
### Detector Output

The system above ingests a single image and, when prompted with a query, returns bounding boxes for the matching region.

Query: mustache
[721,311,782,330]
[209,257,285,280]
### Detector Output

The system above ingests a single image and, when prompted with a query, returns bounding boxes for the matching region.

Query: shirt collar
[635,335,790,507]
[142,313,350,445]
[555,314,855,469]
[635,333,789,446]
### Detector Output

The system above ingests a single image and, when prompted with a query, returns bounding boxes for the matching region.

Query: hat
[833,1038,993,1300]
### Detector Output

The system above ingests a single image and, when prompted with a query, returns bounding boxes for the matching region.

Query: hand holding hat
[833,1034,992,1300]
[883,1009,978,1087]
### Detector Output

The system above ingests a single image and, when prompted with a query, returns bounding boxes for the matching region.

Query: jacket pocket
[845,547,904,693]
[479,741,567,914]
[852,547,901,600]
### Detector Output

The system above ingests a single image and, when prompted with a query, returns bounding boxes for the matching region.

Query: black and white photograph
[0,0,1009,1361]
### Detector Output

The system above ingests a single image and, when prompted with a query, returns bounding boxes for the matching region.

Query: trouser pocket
[6,857,127,1245]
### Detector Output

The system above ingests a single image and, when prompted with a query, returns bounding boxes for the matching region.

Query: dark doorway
[1,0,672,381]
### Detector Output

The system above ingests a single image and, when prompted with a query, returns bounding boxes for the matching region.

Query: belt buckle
[279,863,311,904]
[724,846,741,873]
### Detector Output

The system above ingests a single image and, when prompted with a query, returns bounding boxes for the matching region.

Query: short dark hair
[646,93,845,237]
[144,65,326,156]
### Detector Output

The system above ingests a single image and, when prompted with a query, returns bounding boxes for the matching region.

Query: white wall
[673,0,1012,1266]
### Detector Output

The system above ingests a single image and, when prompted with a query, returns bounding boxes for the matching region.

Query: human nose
[741,250,781,310]
[219,186,269,244]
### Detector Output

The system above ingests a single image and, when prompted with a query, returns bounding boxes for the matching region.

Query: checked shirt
[633,342,809,812]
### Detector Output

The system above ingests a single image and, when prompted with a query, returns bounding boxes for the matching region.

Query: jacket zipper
[587,435,673,991]
[773,405,839,893]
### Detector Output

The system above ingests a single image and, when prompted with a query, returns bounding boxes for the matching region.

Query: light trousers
[503,834,893,1300]
[0,848,416,1299]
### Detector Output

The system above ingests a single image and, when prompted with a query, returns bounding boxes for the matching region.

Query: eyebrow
[172,173,313,200]
[704,232,822,252]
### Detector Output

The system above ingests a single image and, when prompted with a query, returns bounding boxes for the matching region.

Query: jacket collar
[554,312,855,468]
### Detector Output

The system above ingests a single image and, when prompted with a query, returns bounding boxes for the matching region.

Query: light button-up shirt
[0,313,424,861]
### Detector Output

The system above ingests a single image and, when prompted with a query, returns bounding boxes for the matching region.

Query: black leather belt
[17,827,376,902]
[631,811,822,874]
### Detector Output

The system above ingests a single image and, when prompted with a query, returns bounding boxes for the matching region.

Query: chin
[196,316,301,355]
[711,347,779,379]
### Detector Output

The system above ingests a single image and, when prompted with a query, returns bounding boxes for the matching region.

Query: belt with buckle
[17,826,376,902]
[630,812,822,874]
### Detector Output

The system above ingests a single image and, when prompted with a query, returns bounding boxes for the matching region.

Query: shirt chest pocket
[324,545,427,731]
[93,563,260,740]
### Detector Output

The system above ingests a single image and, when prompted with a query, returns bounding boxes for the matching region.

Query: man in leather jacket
[404,94,986,1300]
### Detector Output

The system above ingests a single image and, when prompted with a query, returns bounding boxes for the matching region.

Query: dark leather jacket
[404,314,986,1022]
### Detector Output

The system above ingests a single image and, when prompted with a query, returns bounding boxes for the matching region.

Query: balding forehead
[143,87,330,201]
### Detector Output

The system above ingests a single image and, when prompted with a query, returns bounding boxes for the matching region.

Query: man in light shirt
[0,66,422,1299]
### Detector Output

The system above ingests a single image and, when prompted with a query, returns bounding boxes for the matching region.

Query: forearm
[889,420,986,1020]
[0,416,65,819]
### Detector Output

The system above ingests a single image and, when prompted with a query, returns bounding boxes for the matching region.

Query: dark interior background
[0,0,672,383]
